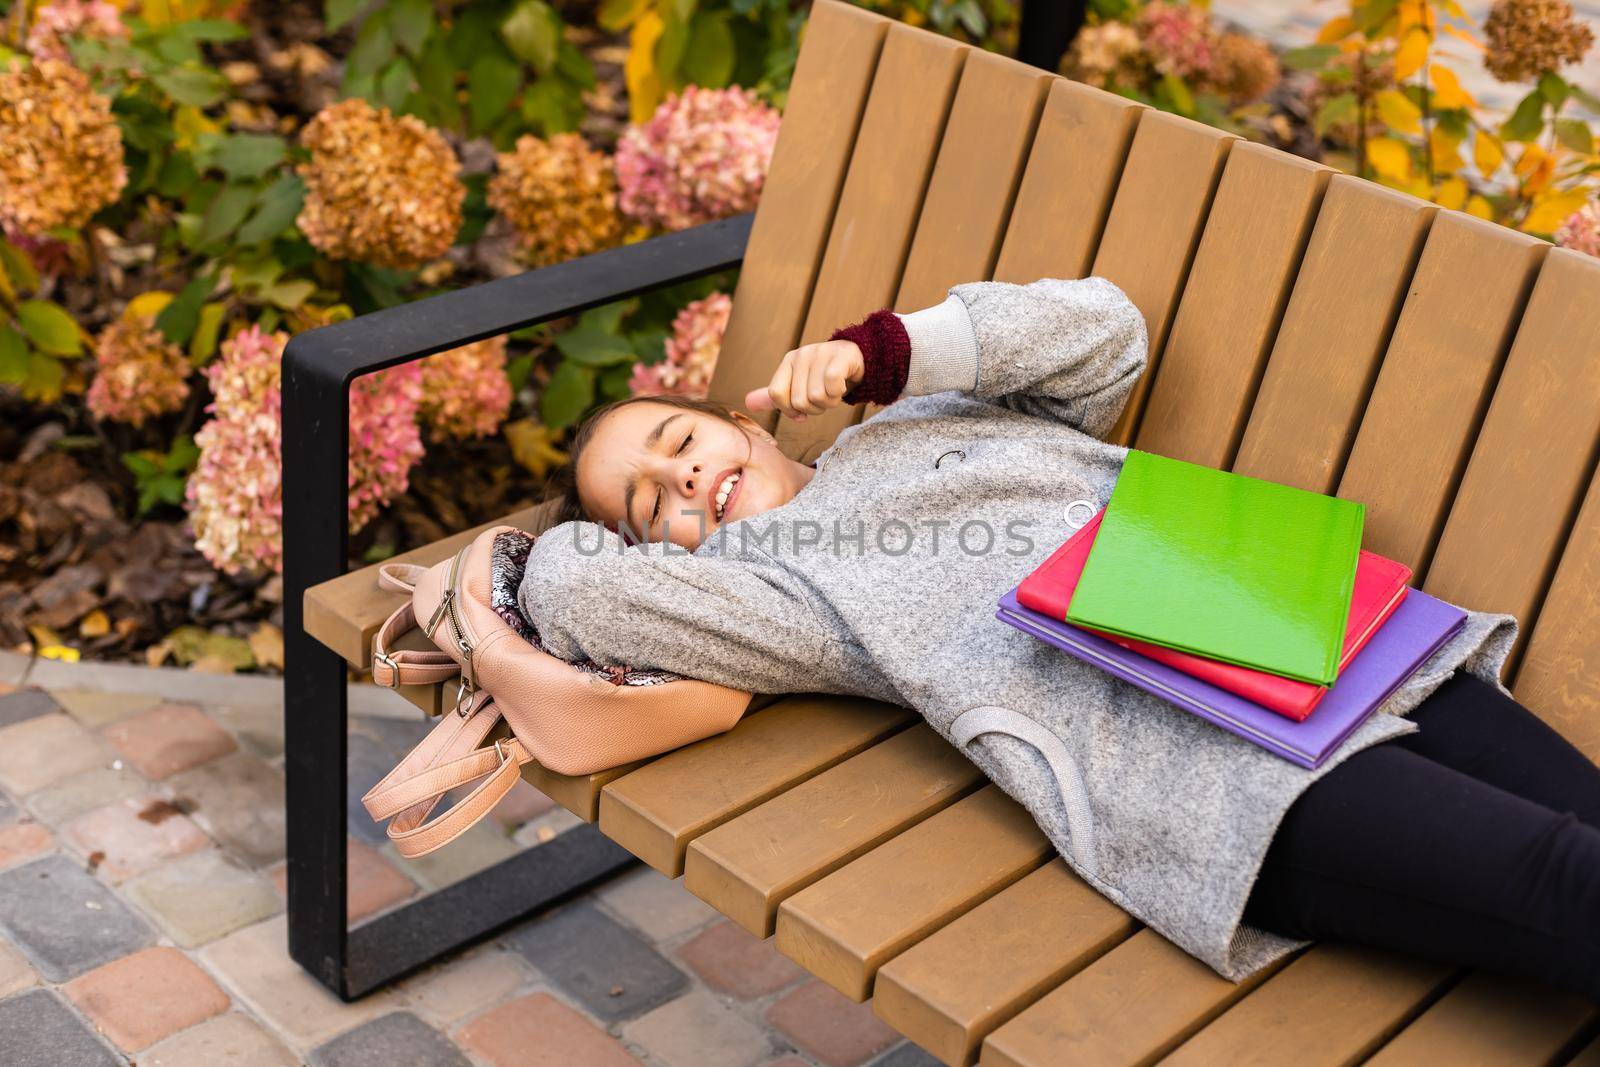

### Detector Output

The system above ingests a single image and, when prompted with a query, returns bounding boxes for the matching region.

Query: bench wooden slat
[1336,212,1546,573]
[1158,945,1451,1067]
[707,0,889,423]
[1133,143,1331,468]
[872,861,1136,1066]
[978,929,1283,1067]
[1232,177,1436,492]
[774,785,1053,1001]
[1512,455,1600,760]
[1093,111,1237,448]
[1425,248,1600,676]
[303,502,552,667]
[773,22,970,464]
[596,696,913,875]
[992,80,1145,285]
[682,723,983,937]
[1363,971,1599,1067]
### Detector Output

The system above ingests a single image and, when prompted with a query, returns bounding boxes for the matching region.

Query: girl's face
[576,402,813,550]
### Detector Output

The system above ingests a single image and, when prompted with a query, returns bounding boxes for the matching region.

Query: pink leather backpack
[360,523,755,857]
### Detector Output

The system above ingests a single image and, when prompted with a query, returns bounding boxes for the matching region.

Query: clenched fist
[743,340,864,422]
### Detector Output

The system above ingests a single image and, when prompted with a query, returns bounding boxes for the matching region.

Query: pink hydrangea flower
[85,313,190,427]
[185,324,426,576]
[1555,201,1600,257]
[25,0,128,64]
[418,336,514,441]
[615,86,781,232]
[629,291,732,400]
[1137,1,1216,81]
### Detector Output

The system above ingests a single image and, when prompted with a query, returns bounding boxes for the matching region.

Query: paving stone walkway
[0,654,938,1067]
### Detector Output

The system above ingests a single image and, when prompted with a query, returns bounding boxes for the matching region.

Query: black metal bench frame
[281,212,754,999]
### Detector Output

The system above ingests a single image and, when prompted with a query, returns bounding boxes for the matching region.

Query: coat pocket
[950,704,1099,876]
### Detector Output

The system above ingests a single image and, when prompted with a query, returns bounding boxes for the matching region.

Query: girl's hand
[744,340,864,422]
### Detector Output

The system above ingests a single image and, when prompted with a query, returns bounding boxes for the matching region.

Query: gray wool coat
[520,275,1520,981]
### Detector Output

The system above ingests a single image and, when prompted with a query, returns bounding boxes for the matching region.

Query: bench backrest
[706,0,1600,753]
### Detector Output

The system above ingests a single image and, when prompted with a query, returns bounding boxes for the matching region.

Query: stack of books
[997,449,1465,769]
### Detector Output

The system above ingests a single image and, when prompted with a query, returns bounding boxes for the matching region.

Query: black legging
[1242,670,1600,1001]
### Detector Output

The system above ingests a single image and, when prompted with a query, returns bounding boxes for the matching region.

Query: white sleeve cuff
[897,293,979,397]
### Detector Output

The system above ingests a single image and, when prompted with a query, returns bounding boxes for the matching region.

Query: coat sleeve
[898,276,1149,440]
[519,520,895,700]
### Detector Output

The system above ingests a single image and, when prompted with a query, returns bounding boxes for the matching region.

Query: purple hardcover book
[995,584,1466,769]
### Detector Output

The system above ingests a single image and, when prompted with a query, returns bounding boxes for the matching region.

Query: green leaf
[468,53,523,135]
[446,5,501,67]
[1571,84,1600,113]
[1554,117,1594,154]
[520,77,585,135]
[377,57,414,113]
[628,327,668,363]
[657,6,690,79]
[165,19,249,43]
[347,10,395,80]
[214,133,286,181]
[554,38,596,90]
[1158,72,1194,117]
[682,10,735,88]
[22,350,64,403]
[188,303,226,366]
[197,184,257,249]
[1538,71,1570,109]
[541,361,596,428]
[121,451,161,478]
[151,67,228,108]
[167,434,201,472]
[264,278,317,309]
[156,270,216,346]
[506,352,534,394]
[17,300,81,356]
[326,0,368,32]
[598,361,634,401]
[236,173,305,245]
[155,150,200,199]
[554,325,637,366]
[0,239,41,294]
[1500,89,1545,142]
[0,326,27,383]
[388,0,434,55]
[503,0,560,74]
[1354,0,1398,33]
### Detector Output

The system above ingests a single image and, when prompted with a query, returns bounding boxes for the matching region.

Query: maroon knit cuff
[830,308,910,406]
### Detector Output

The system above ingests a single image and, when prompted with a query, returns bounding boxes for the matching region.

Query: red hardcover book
[1018,510,1413,721]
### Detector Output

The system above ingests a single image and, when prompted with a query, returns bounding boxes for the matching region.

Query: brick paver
[0,821,53,871]
[0,987,122,1066]
[0,714,117,794]
[51,689,162,729]
[164,752,286,866]
[678,920,806,998]
[456,992,643,1067]
[510,901,691,1023]
[0,688,62,729]
[0,854,155,981]
[308,1011,470,1067]
[64,794,209,883]
[0,939,36,997]
[141,1012,298,1066]
[63,946,230,1052]
[125,849,282,947]
[768,980,902,1067]
[625,989,775,1067]
[103,703,237,780]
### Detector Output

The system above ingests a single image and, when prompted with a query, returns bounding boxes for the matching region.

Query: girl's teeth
[715,472,740,519]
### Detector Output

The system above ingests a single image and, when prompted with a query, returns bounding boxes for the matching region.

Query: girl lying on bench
[523,275,1600,1000]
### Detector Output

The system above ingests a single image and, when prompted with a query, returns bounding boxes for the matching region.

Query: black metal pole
[1016,0,1089,73]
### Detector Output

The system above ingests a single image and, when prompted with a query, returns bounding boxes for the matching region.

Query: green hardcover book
[1064,449,1364,686]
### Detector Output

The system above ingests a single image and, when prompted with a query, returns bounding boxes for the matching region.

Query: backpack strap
[371,598,461,689]
[360,691,534,857]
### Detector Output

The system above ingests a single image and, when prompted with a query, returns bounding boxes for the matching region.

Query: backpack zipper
[423,543,478,709]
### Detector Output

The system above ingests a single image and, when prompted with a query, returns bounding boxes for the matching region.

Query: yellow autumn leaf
[124,291,175,322]
[79,610,110,638]
[1429,126,1463,173]
[1317,15,1356,43]
[1394,28,1430,81]
[1367,137,1412,180]
[625,11,666,126]
[1521,189,1591,235]
[1465,194,1494,219]
[1375,90,1423,135]
[1441,23,1484,49]
[1473,130,1504,176]
[1434,176,1469,209]
[1515,143,1554,194]
[504,418,570,480]
[172,105,221,152]
[1428,64,1476,109]
[39,645,80,663]
[1442,0,1471,20]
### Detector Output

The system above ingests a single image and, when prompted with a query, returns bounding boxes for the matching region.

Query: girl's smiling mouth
[712,467,743,522]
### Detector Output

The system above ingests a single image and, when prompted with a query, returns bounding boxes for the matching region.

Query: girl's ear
[731,409,775,445]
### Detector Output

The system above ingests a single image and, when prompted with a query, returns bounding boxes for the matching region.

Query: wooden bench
[286,0,1600,1060]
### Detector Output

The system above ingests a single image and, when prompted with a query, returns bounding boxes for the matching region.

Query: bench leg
[281,363,632,1001]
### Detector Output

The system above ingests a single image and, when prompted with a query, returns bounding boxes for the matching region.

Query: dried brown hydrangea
[0,57,127,234]
[86,313,190,427]
[294,97,464,270]
[487,132,625,268]
[1209,33,1281,104]
[1483,0,1594,82]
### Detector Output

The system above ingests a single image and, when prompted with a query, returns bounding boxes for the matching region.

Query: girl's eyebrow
[622,412,685,532]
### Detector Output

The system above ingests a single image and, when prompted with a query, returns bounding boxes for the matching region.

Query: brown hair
[540,394,749,534]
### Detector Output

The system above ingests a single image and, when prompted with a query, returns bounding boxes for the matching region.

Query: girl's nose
[679,462,702,501]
